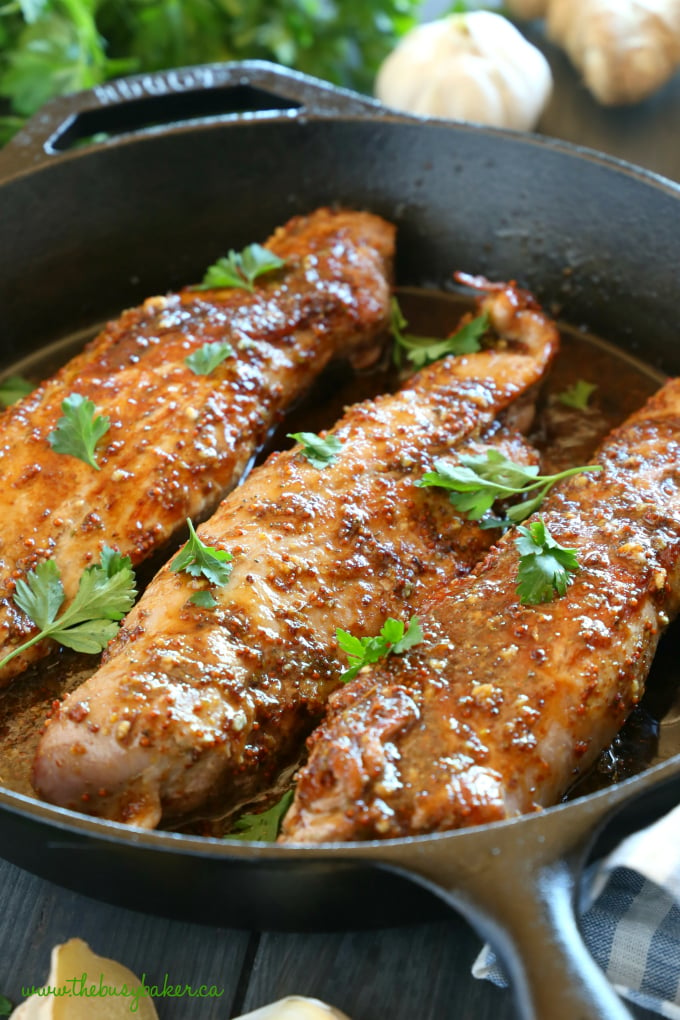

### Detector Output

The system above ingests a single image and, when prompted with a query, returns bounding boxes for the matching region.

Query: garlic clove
[11,939,159,1019]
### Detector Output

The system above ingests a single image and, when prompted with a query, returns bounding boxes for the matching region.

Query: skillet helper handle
[378,799,635,1020]
[0,60,384,177]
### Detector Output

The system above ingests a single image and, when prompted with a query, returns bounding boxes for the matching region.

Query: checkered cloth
[472,804,680,1018]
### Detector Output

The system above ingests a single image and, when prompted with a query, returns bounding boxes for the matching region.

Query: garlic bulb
[375,11,553,131]
[547,0,680,105]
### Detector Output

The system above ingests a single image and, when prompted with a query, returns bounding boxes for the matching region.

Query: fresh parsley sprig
[171,519,233,586]
[515,519,580,605]
[197,244,285,293]
[287,431,343,469]
[391,298,489,369]
[185,340,234,376]
[558,379,598,410]
[0,546,137,671]
[0,374,34,408]
[336,615,424,683]
[229,789,294,842]
[48,393,111,470]
[417,449,602,525]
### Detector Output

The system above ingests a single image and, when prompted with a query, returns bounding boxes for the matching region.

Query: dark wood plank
[240,914,662,1020]
[533,28,680,184]
[0,854,661,1020]
[0,857,253,1018]
[240,918,510,1020]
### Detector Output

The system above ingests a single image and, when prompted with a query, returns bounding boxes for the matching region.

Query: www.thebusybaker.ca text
[21,972,225,1013]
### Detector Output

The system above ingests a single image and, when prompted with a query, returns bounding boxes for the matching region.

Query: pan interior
[0,287,677,835]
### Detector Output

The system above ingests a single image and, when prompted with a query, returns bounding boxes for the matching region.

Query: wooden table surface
[1,29,679,1020]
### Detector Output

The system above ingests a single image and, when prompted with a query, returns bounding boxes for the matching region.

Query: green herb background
[0,0,424,144]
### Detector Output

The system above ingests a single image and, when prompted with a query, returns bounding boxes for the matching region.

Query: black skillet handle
[0,60,386,176]
[373,781,653,1020]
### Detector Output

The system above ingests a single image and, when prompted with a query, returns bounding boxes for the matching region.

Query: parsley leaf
[391,298,489,369]
[515,519,580,605]
[558,379,598,410]
[185,340,234,376]
[197,244,285,293]
[0,546,137,670]
[287,431,343,469]
[47,393,110,470]
[0,374,34,408]
[13,559,64,632]
[189,590,218,609]
[171,519,233,586]
[0,994,12,1017]
[417,449,601,525]
[336,615,424,683]
[229,789,294,842]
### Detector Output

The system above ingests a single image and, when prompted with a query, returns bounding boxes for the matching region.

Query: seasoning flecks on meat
[281,377,680,843]
[33,281,559,828]
[0,208,395,685]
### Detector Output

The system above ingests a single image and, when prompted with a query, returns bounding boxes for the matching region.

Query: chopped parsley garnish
[417,449,601,526]
[228,789,294,842]
[197,244,285,293]
[515,519,580,605]
[185,340,234,376]
[0,374,34,408]
[287,431,343,469]
[336,615,424,683]
[558,379,598,410]
[47,393,110,470]
[0,546,137,670]
[171,519,233,586]
[391,297,489,369]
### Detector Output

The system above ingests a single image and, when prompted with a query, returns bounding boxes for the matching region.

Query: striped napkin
[472,804,680,1017]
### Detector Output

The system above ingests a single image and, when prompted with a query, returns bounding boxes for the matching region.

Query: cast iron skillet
[1,61,680,1020]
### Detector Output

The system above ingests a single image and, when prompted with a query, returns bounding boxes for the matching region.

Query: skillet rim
[0,745,678,858]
